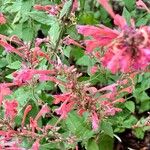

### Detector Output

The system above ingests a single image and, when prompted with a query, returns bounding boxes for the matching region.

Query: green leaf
[100,121,113,138]
[7,61,21,69]
[22,23,34,41]
[48,21,60,47]
[133,128,145,139]
[76,55,95,66]
[139,100,150,113]
[87,139,99,150]
[136,14,150,26]
[125,101,135,113]
[123,0,135,10]
[20,0,33,15]
[122,7,131,24]
[59,0,72,19]
[29,11,56,25]
[40,143,60,150]
[0,58,8,68]
[98,134,114,150]
[66,112,94,139]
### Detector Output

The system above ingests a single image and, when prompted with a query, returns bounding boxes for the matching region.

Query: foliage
[0,0,150,149]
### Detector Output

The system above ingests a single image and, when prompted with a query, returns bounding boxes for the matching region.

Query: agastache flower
[22,105,32,127]
[136,0,150,13]
[0,13,6,24]
[0,84,11,106]
[32,139,40,150]
[0,40,24,57]
[34,4,60,16]
[77,0,150,73]
[91,112,99,131]
[63,36,85,49]
[4,100,18,120]
[72,0,78,13]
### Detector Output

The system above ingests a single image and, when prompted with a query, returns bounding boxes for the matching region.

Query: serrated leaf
[7,61,21,69]
[123,0,135,10]
[98,134,114,150]
[59,0,72,19]
[76,55,95,66]
[40,143,60,150]
[87,139,99,150]
[66,112,94,139]
[122,7,131,24]
[48,21,60,47]
[0,58,8,68]
[29,11,56,25]
[100,121,113,138]
[125,101,135,113]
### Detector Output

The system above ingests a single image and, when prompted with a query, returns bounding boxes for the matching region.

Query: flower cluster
[77,0,150,73]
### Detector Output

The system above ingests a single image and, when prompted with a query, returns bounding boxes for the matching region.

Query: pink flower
[97,0,127,28]
[72,0,78,12]
[0,84,11,106]
[4,100,18,120]
[34,104,50,121]
[34,4,60,16]
[13,68,35,85]
[78,0,150,73]
[77,25,118,52]
[32,140,40,150]
[22,105,32,127]
[91,112,99,131]
[0,40,24,57]
[136,0,150,13]
[63,36,85,49]
[53,93,72,104]
[0,13,6,24]
[55,100,74,119]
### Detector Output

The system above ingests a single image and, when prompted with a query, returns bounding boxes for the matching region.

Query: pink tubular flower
[63,36,85,49]
[77,25,118,53]
[0,13,6,24]
[53,93,72,104]
[4,100,18,120]
[34,104,50,121]
[77,0,150,73]
[22,105,32,127]
[55,98,74,119]
[0,84,11,106]
[98,0,127,28]
[90,66,98,74]
[13,67,56,85]
[136,0,150,13]
[72,0,78,12]
[34,4,60,16]
[91,112,99,131]
[13,68,35,85]
[32,139,40,150]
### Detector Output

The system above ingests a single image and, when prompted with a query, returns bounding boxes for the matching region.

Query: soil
[114,130,150,150]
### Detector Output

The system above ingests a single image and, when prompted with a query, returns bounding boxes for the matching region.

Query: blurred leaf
[98,134,114,150]
[29,11,57,25]
[123,0,135,10]
[76,55,95,66]
[66,112,94,139]
[122,7,131,24]
[0,58,8,68]
[48,21,60,47]
[59,0,72,19]
[87,139,99,150]
[125,101,135,113]
[100,121,113,138]
[40,143,60,150]
[7,61,21,69]
[133,128,145,139]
